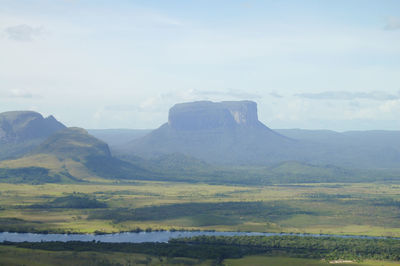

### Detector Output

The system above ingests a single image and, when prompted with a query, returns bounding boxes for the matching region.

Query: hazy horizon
[1,0,399,131]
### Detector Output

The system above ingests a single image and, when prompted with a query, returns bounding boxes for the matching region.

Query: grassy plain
[0,181,399,236]
[0,245,211,266]
[224,255,400,266]
[1,245,399,266]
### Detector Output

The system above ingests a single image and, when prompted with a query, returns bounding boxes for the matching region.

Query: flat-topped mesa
[168,101,261,131]
[129,100,289,164]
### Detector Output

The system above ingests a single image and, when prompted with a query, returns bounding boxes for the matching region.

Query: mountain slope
[0,127,152,183]
[276,129,400,168]
[35,127,111,159]
[0,111,66,160]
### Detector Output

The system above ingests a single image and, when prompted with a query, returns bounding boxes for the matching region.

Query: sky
[0,0,399,131]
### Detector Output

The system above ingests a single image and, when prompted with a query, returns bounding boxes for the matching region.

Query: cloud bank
[295,91,400,101]
[4,24,44,41]
[0,89,40,99]
[385,16,400,30]
[192,89,262,100]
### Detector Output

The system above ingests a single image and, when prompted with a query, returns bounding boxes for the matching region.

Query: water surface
[0,231,396,243]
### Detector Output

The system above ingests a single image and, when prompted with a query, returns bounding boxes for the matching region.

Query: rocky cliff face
[0,111,66,143]
[168,101,262,131]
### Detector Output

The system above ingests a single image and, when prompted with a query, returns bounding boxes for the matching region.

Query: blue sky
[0,0,399,130]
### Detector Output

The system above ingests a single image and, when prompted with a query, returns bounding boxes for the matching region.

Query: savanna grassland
[0,245,211,266]
[0,181,399,237]
[0,246,399,266]
[224,256,400,266]
[1,245,398,266]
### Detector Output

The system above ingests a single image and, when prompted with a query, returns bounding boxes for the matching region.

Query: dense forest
[4,235,399,262]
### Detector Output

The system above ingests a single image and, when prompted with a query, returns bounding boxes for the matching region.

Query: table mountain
[126,101,294,164]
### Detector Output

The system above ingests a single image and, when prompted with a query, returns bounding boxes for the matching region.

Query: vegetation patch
[0,218,43,233]
[0,167,59,184]
[175,235,400,262]
[30,194,107,209]
[2,235,399,263]
[88,201,312,224]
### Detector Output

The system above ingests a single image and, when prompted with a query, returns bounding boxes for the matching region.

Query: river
[0,231,397,243]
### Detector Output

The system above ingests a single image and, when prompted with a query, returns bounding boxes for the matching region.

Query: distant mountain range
[1,101,400,185]
[275,129,400,168]
[107,101,400,169]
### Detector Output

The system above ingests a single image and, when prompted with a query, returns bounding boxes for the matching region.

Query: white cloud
[385,16,400,30]
[4,24,45,41]
[295,91,400,101]
[0,89,40,99]
[269,92,283,98]
[1,2,399,130]
[189,89,261,100]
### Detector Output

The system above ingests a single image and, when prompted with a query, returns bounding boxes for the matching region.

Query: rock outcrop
[168,101,262,130]
[0,111,66,143]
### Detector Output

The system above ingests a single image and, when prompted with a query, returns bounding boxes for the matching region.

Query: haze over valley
[1,1,400,265]
[2,100,400,186]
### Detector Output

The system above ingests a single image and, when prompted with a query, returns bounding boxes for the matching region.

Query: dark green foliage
[5,241,248,260]
[84,155,153,180]
[0,218,44,233]
[0,167,59,184]
[370,198,400,208]
[5,235,400,262]
[30,194,107,209]
[174,235,400,261]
